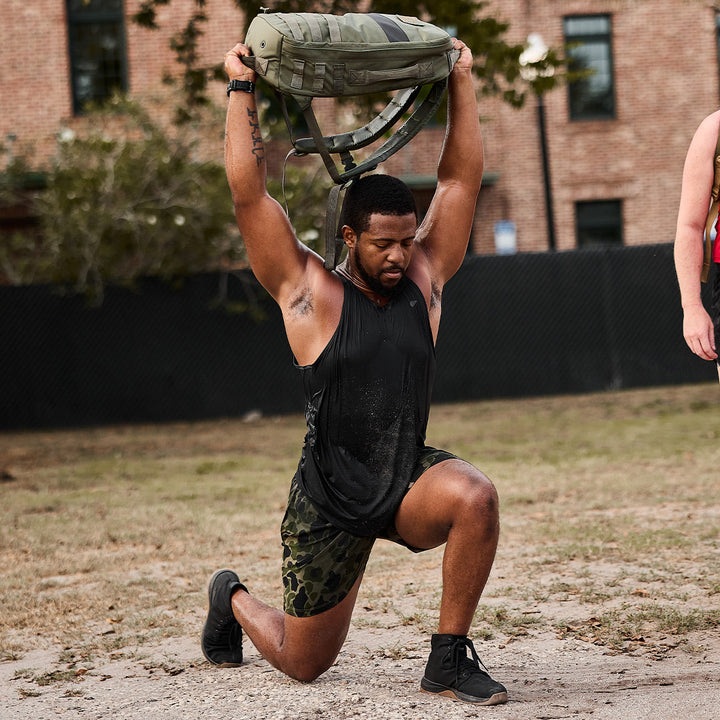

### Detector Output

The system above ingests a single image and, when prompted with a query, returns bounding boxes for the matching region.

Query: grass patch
[0,383,718,664]
[559,606,720,651]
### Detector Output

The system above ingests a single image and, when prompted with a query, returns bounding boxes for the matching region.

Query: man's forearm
[438,68,483,186]
[225,91,268,206]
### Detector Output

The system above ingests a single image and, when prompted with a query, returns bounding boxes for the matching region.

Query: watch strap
[226,80,255,96]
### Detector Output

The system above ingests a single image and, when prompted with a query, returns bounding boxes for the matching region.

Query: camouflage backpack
[240,11,460,268]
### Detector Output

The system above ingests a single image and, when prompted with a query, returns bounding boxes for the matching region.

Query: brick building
[1,0,718,255]
[0,0,243,165]
[471,0,720,255]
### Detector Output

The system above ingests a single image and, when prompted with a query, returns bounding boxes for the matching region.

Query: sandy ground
[2,388,719,719]
[2,619,718,719]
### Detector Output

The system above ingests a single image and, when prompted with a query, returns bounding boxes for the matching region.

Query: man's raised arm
[416,39,484,285]
[224,44,310,300]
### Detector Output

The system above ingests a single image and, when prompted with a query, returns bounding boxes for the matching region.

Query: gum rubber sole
[421,678,508,706]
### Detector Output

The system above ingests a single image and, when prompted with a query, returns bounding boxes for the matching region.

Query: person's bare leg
[231,573,363,682]
[393,459,506,705]
[393,459,499,633]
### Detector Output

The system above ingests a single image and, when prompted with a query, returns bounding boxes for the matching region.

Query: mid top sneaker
[200,569,245,667]
[421,633,508,705]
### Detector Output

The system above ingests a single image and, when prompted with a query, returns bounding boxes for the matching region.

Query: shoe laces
[448,637,490,681]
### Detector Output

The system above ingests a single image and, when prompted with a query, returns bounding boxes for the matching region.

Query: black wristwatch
[226,79,255,96]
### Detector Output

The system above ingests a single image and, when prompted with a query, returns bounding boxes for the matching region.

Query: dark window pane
[576,200,623,247]
[564,15,615,121]
[68,0,124,16]
[564,16,610,36]
[67,0,127,114]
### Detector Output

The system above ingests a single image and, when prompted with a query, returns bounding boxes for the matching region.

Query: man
[201,36,507,706]
[674,109,720,377]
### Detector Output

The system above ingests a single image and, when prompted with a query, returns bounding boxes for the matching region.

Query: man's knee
[282,654,336,683]
[450,468,500,527]
[277,585,359,682]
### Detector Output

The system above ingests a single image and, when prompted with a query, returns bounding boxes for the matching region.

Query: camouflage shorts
[280,446,456,618]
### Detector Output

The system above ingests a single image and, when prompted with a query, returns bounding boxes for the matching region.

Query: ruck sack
[240,11,459,269]
[242,12,457,100]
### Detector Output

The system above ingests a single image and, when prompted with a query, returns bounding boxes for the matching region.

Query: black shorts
[280,447,457,618]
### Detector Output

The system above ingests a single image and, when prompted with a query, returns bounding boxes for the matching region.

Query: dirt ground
[2,387,719,719]
[2,609,719,719]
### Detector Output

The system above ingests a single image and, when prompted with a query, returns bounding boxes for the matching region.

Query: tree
[0,93,334,302]
[0,97,242,303]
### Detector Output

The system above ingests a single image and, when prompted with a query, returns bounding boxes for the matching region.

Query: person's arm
[223,44,314,302]
[414,39,484,286]
[674,111,719,361]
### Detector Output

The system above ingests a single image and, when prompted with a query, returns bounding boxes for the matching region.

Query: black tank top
[295,275,436,536]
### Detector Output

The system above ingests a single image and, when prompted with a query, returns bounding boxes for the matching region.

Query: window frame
[575,199,624,248]
[564,14,616,121]
[66,0,128,115]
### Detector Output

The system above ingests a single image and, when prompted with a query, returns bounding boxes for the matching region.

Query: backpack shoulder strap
[702,126,720,283]
[293,79,447,185]
[286,80,448,269]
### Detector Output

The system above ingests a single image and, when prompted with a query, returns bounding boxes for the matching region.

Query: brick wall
[1,1,718,254]
[476,0,719,253]
[0,0,243,163]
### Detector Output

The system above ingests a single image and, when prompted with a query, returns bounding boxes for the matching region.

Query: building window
[564,15,615,121]
[67,0,128,115]
[575,200,623,247]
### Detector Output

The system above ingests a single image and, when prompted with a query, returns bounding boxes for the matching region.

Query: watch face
[227,80,253,96]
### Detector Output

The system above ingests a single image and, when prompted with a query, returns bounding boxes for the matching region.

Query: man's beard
[355,245,403,298]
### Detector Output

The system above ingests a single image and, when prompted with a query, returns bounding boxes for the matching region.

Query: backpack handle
[295,78,448,185]
[292,86,421,155]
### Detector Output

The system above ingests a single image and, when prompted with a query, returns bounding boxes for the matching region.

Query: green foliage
[0,96,333,300]
[267,163,335,256]
[0,151,48,285]
[0,152,40,206]
[1,96,242,303]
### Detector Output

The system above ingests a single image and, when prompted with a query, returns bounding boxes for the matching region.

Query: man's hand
[683,304,718,361]
[224,43,257,82]
[451,38,474,73]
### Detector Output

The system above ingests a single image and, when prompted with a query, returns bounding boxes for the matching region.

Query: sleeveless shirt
[294,274,436,537]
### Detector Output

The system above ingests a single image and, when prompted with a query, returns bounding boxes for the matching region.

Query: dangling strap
[323,180,352,270]
[702,130,720,283]
[283,81,448,268]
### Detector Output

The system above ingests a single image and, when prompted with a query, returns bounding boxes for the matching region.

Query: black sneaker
[201,569,246,667]
[421,634,508,705]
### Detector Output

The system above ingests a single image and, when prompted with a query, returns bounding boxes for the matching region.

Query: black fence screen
[1,244,715,430]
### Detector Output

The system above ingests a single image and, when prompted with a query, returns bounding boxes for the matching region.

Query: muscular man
[201,37,507,706]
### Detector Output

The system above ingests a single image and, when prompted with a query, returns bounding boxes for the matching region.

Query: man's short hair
[341,174,417,235]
